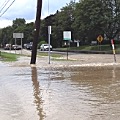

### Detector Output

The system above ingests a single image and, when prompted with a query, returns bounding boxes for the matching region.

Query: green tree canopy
[73,0,120,42]
[1,0,120,47]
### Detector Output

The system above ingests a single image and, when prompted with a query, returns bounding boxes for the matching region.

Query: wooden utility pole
[30,0,42,64]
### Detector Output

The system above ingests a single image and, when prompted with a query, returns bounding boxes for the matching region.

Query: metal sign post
[15,38,16,54]
[97,35,103,51]
[13,33,24,54]
[63,31,71,60]
[48,26,51,64]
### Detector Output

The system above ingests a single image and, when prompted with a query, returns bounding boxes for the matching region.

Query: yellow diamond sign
[97,35,103,42]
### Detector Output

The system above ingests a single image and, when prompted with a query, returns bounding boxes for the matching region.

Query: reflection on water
[42,66,120,120]
[0,62,120,120]
[31,67,45,120]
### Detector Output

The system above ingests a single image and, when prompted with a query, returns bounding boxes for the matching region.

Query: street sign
[48,26,51,34]
[97,35,103,42]
[13,33,23,54]
[13,33,24,38]
[63,31,71,40]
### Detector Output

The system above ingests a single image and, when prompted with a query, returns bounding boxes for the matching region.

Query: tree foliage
[0,0,120,48]
[100,0,120,39]
[0,18,34,47]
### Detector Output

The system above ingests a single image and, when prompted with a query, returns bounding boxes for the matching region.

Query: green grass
[59,44,120,53]
[64,45,112,51]
[52,58,75,61]
[37,52,76,61]
[37,52,62,58]
[0,52,18,61]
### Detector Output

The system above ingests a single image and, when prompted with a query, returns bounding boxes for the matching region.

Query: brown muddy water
[0,62,120,120]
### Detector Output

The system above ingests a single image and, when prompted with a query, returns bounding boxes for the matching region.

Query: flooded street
[0,61,120,120]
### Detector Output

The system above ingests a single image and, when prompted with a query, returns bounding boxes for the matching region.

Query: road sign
[13,33,24,38]
[63,31,71,40]
[97,35,103,42]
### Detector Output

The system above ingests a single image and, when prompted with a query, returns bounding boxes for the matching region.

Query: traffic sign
[97,35,103,42]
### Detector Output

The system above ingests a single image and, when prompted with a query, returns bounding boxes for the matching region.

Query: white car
[12,45,22,50]
[40,44,52,51]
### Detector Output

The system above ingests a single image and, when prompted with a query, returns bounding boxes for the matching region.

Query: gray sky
[0,0,79,28]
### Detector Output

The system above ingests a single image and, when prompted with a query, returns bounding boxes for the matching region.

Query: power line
[0,0,8,9]
[0,0,11,13]
[0,0,16,18]
[0,0,7,8]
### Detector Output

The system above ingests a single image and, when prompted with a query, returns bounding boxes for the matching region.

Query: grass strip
[37,52,62,58]
[0,52,18,62]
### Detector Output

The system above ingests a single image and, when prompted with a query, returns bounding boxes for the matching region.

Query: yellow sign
[97,35,103,42]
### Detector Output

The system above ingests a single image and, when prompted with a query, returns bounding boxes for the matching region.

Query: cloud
[42,0,75,18]
[0,19,12,28]
[0,0,79,28]
[1,0,36,20]
[0,0,36,28]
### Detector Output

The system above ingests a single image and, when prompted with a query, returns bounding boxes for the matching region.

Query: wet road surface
[0,62,120,120]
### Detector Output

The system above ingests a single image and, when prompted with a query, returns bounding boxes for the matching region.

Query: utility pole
[30,0,42,64]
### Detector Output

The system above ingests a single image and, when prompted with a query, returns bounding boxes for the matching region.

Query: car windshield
[44,44,49,46]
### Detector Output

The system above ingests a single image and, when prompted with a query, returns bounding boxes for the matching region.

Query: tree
[0,29,1,42]
[24,22,34,43]
[0,18,34,46]
[100,0,120,40]
[1,0,120,47]
[41,14,56,44]
[73,0,120,42]
[12,18,26,29]
[73,0,104,43]
[52,1,75,47]
[1,26,13,46]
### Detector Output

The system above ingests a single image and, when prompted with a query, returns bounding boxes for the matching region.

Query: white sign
[13,33,24,38]
[63,31,71,40]
[48,26,51,34]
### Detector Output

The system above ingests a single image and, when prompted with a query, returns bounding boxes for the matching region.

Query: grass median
[57,44,120,53]
[37,51,76,61]
[37,52,62,58]
[0,52,18,62]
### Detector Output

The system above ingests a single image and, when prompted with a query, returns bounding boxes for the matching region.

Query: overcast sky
[0,0,79,28]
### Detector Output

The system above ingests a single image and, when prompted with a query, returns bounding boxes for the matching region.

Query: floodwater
[0,62,120,120]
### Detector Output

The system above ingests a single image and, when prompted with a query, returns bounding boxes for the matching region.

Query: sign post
[48,26,51,64]
[13,33,24,54]
[63,31,71,60]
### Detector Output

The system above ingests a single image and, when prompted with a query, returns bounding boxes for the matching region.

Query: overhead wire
[0,0,7,10]
[0,0,11,13]
[0,0,16,18]
[0,0,7,8]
